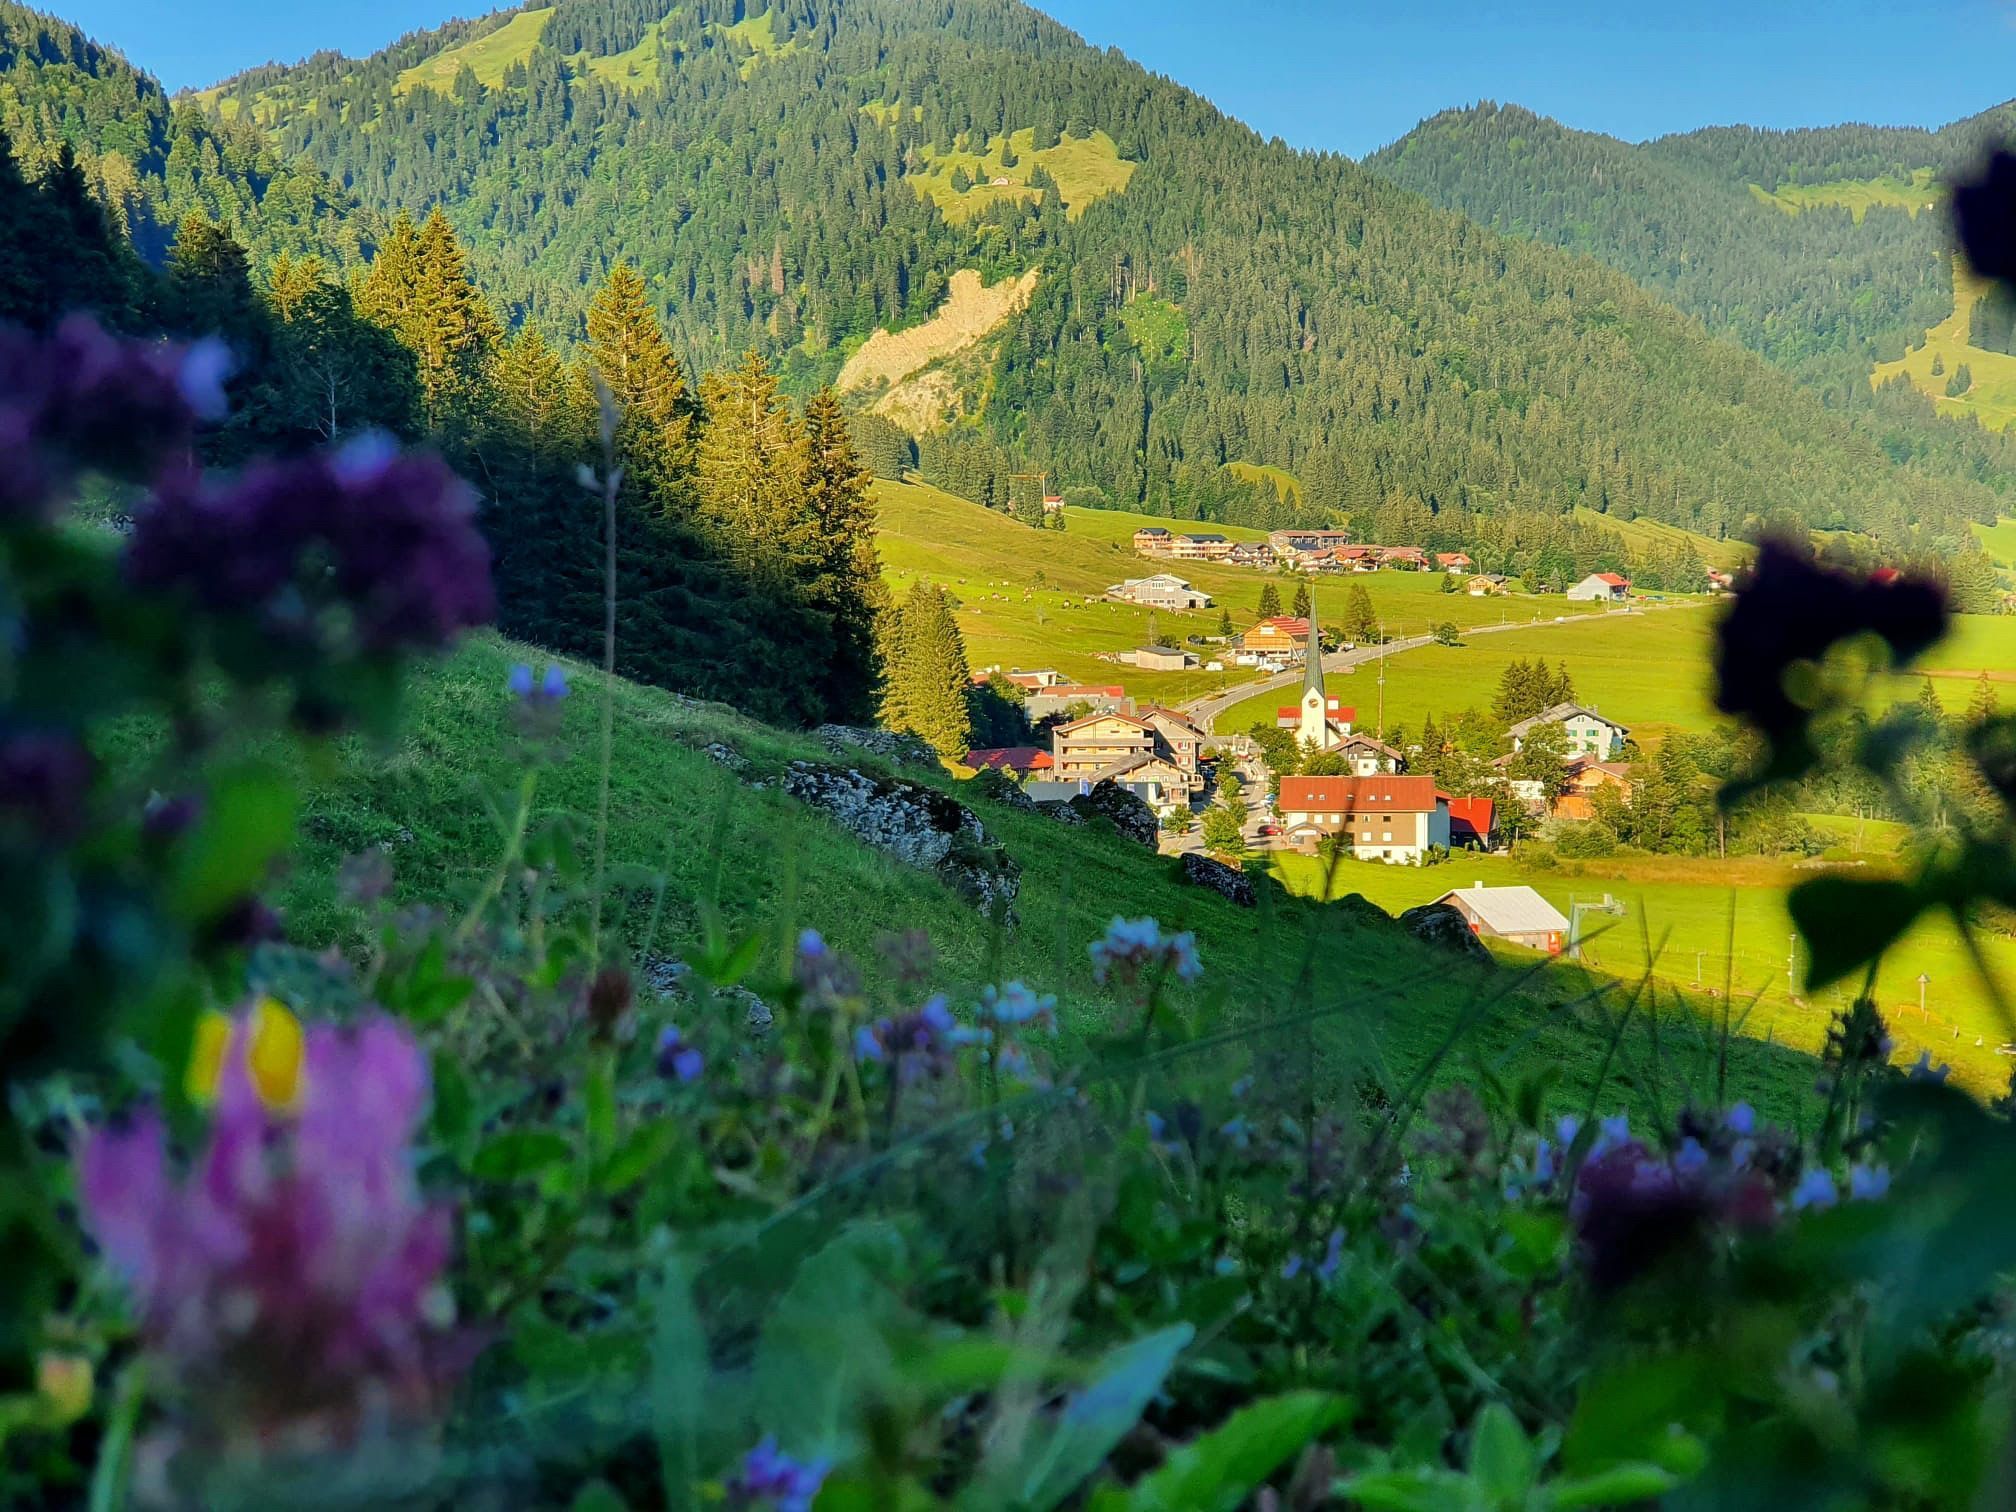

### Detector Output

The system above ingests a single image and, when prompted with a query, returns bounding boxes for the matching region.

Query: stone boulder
[1398,902,1495,968]
[1181,851,1256,907]
[1035,800,1086,826]
[1068,779,1159,847]
[812,724,939,769]
[782,760,1020,924]
[645,956,774,1032]
[967,766,1038,814]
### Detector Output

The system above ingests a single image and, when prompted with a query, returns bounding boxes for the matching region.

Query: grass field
[1217,607,1717,744]
[1268,846,2016,1097]
[574,17,671,87]
[241,630,1825,1129]
[874,483,1624,703]
[1871,257,2016,432]
[395,7,555,95]
[1750,167,1939,222]
[1224,461,1303,505]
[1571,506,1753,573]
[909,128,1136,224]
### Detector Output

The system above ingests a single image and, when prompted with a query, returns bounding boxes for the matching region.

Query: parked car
[1257,823,1282,837]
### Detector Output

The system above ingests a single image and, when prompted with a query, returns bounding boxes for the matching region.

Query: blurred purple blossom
[75,1006,461,1445]
[1790,1167,1838,1212]
[0,729,94,840]
[853,995,957,1084]
[656,1024,704,1083]
[792,928,861,1010]
[1848,1162,1891,1202]
[0,317,225,519]
[729,1436,830,1512]
[124,439,492,656]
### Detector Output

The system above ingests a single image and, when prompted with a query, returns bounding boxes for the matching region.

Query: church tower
[1298,593,1331,750]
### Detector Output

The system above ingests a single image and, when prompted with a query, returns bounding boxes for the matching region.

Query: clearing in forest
[1748,167,1939,222]
[395,8,555,94]
[1871,256,2016,431]
[909,128,1136,223]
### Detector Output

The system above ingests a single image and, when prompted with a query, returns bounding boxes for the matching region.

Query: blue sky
[58,0,2016,157]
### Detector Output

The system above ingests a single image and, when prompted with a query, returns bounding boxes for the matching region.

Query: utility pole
[1919,972,1930,1018]
[1787,933,1797,997]
[1376,623,1387,740]
[1695,950,1703,988]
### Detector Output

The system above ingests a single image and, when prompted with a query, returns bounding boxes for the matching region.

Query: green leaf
[381,934,473,1026]
[430,1051,475,1161]
[471,1129,572,1182]
[1467,1403,1535,1501]
[1108,1391,1348,1512]
[170,760,296,923]
[1544,1463,1681,1510]
[1787,875,1926,990]
[1019,1324,1193,1512]
[652,1257,706,1510]
[1337,1469,1471,1512]
[598,1121,677,1195]
[752,1223,908,1460]
[584,1050,617,1170]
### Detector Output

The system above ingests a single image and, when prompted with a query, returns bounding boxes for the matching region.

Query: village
[962,577,1645,955]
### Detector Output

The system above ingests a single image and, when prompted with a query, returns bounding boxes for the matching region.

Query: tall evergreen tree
[356,208,495,431]
[800,386,884,723]
[696,348,805,575]
[1291,579,1312,618]
[585,260,694,507]
[1256,582,1282,620]
[882,582,972,756]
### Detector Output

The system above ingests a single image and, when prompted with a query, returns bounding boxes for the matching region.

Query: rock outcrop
[1068,779,1159,847]
[782,760,1020,923]
[811,724,939,768]
[1181,852,1256,907]
[1398,902,1495,968]
[967,766,1038,814]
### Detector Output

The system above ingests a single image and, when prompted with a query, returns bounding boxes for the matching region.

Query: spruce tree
[1344,583,1377,642]
[1292,579,1312,618]
[586,260,695,506]
[697,348,807,575]
[1968,670,1999,727]
[1257,582,1282,620]
[883,583,973,756]
[357,209,495,431]
[800,386,885,722]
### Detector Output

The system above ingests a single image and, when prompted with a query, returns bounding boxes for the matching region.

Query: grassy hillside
[1571,507,1753,573]
[1872,258,2016,432]
[1750,167,1940,221]
[396,7,556,94]
[267,631,1821,1123]
[910,127,1136,223]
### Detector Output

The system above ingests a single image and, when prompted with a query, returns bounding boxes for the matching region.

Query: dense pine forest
[1366,102,2016,405]
[154,0,2012,562]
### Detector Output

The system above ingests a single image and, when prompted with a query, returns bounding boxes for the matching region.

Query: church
[1273,596,1405,775]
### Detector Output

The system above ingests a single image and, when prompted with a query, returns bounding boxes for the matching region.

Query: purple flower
[1315,1227,1345,1283]
[1673,1137,1710,1179]
[729,1436,830,1512]
[792,929,860,1010]
[1724,1102,1756,1137]
[124,442,492,657]
[0,730,94,841]
[980,981,1057,1031]
[76,1006,461,1442]
[1088,917,1201,988]
[853,996,957,1085]
[1907,1050,1951,1085]
[656,1025,704,1083]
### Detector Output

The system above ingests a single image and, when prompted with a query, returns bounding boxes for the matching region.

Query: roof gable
[1278,775,1439,811]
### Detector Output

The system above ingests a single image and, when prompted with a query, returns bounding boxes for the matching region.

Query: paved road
[1178,603,1679,734]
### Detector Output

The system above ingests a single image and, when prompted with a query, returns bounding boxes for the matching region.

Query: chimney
[1473,880,1484,890]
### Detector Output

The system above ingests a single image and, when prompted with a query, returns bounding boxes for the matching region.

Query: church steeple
[1301,592,1325,699]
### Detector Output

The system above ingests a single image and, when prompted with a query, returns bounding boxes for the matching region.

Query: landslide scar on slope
[837,268,1039,429]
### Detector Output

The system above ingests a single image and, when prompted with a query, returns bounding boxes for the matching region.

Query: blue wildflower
[1790,1167,1838,1212]
[655,1025,704,1083]
[1725,1101,1756,1137]
[729,1436,830,1512]
[1532,1137,1558,1186]
[1315,1227,1345,1283]
[507,663,534,699]
[1673,1137,1710,1179]
[1555,1113,1583,1148]
[1848,1162,1891,1202]
[1908,1050,1951,1085]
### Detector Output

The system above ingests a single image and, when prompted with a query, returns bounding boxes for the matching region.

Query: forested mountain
[1365,100,2016,407]
[0,0,368,265]
[184,0,2014,557]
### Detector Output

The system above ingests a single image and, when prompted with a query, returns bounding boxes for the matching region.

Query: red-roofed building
[1870,566,1903,586]
[1567,571,1631,602]
[964,747,1054,778]
[1443,795,1496,850]
[1436,552,1474,571]
[1276,775,1449,862]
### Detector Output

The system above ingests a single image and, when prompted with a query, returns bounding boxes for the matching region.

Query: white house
[1506,703,1629,761]
[1431,884,1570,953]
[1566,572,1630,602]
[1108,574,1212,610]
[1277,775,1450,863]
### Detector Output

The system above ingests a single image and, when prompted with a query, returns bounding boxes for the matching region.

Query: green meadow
[395,7,555,94]
[1267,847,2016,1097]
[1871,257,2016,432]
[909,127,1137,223]
[872,480,1610,702]
[1749,167,1940,222]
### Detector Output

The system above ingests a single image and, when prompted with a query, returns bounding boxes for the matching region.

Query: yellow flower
[246,996,305,1112]
[35,1352,93,1426]
[185,1009,232,1105]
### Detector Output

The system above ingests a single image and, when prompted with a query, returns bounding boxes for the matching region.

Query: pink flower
[77,1005,464,1449]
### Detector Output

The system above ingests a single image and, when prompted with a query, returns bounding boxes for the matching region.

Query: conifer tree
[586,260,695,506]
[1343,583,1377,643]
[1292,579,1312,619]
[882,583,972,756]
[1257,582,1282,620]
[1968,670,1999,727]
[697,349,807,574]
[357,209,495,431]
[800,386,885,722]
